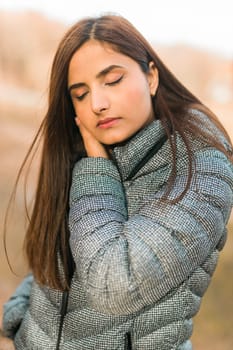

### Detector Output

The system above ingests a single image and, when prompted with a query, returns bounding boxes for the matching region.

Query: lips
[97,117,120,128]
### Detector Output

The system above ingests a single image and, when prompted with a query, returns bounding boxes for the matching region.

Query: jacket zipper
[56,297,132,350]
[55,291,69,350]
[125,134,168,181]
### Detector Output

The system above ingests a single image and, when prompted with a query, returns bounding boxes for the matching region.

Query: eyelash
[106,76,123,86]
[75,76,123,101]
[76,93,88,101]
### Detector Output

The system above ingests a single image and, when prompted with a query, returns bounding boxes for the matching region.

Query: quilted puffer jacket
[3,110,233,349]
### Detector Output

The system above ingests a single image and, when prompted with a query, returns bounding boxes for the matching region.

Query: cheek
[126,74,150,100]
[124,85,151,112]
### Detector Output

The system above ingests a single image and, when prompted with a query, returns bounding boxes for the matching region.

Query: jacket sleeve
[68,150,233,315]
[2,274,33,339]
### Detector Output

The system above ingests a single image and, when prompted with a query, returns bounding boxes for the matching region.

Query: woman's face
[68,40,158,145]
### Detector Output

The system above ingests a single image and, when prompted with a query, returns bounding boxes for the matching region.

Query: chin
[103,135,136,148]
[100,134,128,146]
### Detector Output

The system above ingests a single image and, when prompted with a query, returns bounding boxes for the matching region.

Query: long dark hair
[5,15,233,290]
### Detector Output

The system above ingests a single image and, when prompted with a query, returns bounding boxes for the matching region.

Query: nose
[91,89,110,114]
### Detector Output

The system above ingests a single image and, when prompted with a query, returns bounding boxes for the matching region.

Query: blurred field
[0,10,232,349]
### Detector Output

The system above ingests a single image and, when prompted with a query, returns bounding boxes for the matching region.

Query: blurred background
[0,1,232,349]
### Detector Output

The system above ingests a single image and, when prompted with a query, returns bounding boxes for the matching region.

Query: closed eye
[75,91,88,101]
[74,75,123,101]
[106,76,123,86]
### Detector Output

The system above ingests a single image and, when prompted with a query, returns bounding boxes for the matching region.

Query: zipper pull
[60,291,69,316]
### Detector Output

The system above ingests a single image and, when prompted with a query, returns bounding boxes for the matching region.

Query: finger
[75,119,90,139]
[74,116,80,127]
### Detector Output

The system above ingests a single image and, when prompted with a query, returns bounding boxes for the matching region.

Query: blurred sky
[1,0,233,58]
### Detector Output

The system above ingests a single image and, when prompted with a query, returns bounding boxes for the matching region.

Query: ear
[147,61,159,96]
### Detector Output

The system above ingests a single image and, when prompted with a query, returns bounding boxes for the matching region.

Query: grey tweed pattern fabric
[3,110,233,349]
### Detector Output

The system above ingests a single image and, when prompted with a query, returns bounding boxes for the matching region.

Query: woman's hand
[75,117,110,159]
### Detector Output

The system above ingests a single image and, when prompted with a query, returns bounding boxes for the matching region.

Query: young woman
[1,14,233,350]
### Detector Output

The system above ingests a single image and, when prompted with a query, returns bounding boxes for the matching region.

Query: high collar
[112,119,167,181]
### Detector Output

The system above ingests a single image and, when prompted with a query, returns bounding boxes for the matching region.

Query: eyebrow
[68,64,124,93]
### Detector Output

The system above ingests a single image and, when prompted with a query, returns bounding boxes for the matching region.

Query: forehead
[68,40,135,81]
[71,40,123,62]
